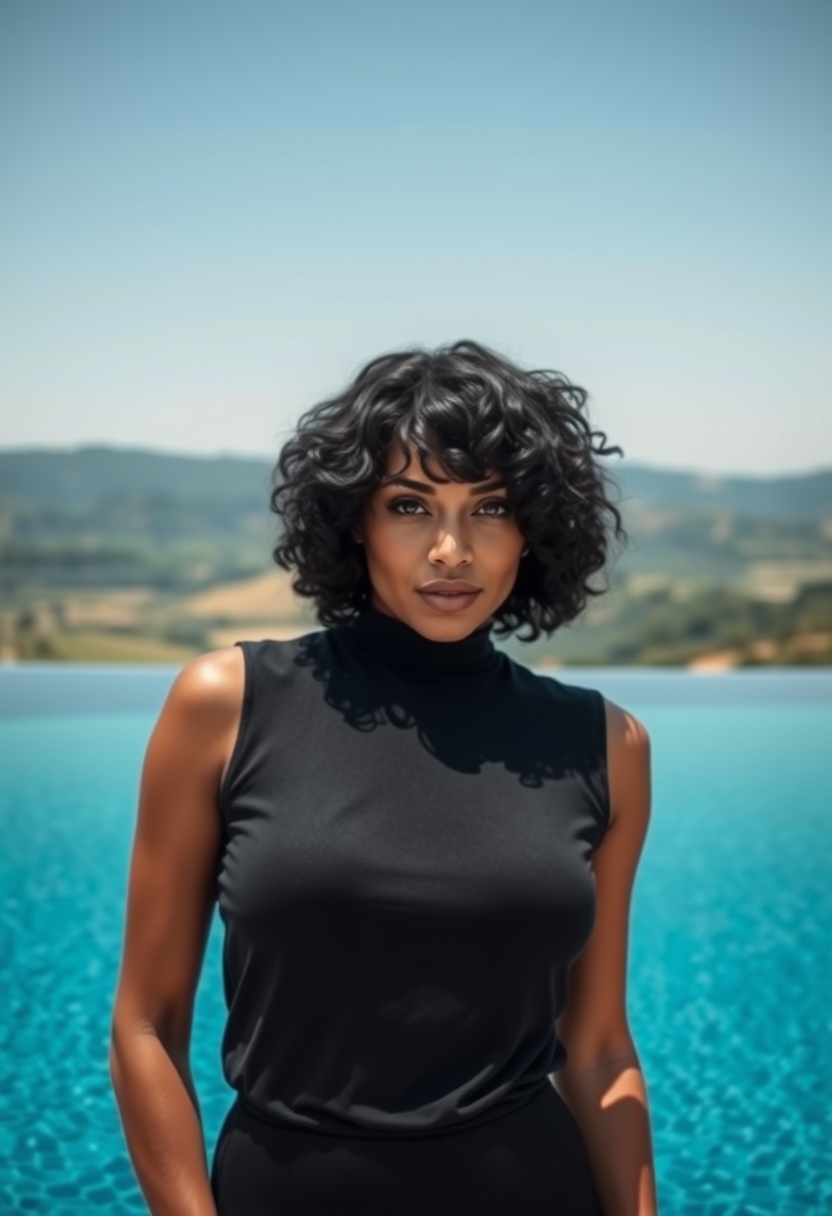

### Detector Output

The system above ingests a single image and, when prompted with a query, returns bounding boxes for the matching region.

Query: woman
[109,340,658,1215]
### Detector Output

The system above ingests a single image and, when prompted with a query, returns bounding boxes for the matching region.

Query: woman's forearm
[555,1051,659,1216]
[109,1024,218,1216]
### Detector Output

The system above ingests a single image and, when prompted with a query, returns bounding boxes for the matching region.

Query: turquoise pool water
[0,666,830,1215]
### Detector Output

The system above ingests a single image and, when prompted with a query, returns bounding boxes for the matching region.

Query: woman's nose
[429,527,471,563]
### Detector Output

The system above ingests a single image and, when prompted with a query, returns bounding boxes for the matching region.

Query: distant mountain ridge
[0,446,273,507]
[2,445,830,520]
[614,464,832,522]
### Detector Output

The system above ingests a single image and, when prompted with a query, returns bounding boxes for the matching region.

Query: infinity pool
[0,666,830,1215]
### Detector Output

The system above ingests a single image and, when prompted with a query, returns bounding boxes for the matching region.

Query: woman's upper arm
[556,696,652,1067]
[110,646,245,1055]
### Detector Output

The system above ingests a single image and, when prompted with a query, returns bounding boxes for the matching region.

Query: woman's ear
[350,523,364,544]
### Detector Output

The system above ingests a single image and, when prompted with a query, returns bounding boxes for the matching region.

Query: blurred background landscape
[2,445,830,668]
[1,1,830,669]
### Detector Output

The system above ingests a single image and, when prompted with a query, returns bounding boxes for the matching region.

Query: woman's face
[352,440,527,640]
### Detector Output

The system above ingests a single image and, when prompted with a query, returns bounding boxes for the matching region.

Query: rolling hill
[2,446,830,666]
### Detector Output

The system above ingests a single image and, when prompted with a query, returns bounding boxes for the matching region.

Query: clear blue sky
[1,0,830,474]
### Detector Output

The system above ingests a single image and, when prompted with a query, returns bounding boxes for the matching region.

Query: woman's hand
[109,648,244,1216]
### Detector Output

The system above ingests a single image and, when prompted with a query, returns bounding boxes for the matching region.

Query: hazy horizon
[1,440,830,484]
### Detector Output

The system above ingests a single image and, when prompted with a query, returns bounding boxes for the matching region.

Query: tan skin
[109,440,658,1216]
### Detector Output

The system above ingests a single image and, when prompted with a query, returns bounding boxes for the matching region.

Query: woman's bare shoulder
[142,647,247,796]
[600,696,651,833]
[173,645,245,695]
[602,695,650,750]
[163,646,246,723]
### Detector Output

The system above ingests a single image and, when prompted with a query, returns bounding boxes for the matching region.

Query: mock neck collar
[343,604,499,678]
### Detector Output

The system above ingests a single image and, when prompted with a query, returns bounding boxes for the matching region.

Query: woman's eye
[475,499,510,517]
[389,497,428,515]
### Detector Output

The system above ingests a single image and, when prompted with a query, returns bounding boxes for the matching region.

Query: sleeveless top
[216,605,610,1139]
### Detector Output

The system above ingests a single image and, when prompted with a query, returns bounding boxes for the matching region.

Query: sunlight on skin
[351,439,528,643]
[599,1064,645,1110]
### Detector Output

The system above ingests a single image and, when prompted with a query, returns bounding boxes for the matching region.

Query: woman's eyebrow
[381,476,507,495]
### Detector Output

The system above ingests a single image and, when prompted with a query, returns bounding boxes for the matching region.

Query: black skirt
[211,1081,603,1215]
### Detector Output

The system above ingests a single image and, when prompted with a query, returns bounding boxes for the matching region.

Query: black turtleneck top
[216,606,610,1138]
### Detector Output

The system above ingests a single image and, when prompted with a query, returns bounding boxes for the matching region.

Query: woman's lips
[416,589,482,613]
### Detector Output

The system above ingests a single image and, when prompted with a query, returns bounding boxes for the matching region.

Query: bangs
[377,364,516,486]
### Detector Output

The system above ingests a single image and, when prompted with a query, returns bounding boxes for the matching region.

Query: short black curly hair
[271,339,626,641]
